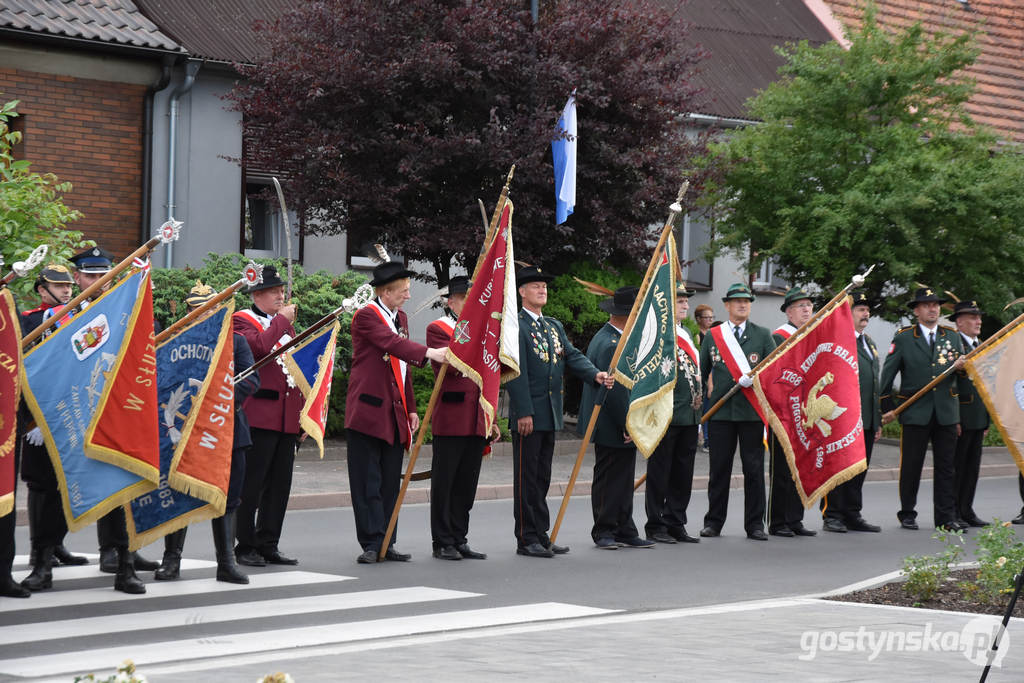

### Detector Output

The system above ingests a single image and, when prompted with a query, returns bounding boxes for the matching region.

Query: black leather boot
[154,528,187,581]
[99,546,118,573]
[114,547,146,594]
[0,575,30,598]
[212,513,248,584]
[53,544,89,566]
[21,546,53,591]
[131,551,159,572]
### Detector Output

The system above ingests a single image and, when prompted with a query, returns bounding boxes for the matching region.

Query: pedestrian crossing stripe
[1,602,614,678]
[12,557,217,582]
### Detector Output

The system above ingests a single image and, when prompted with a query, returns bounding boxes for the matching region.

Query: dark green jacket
[956,333,990,431]
[506,309,599,432]
[672,327,700,427]
[857,333,882,433]
[700,321,776,423]
[577,323,631,447]
[880,324,964,426]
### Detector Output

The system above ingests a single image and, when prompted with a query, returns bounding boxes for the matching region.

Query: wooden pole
[549,180,688,545]
[232,302,346,384]
[378,166,515,561]
[21,237,162,350]
[887,308,1024,421]
[155,279,246,345]
[699,267,875,424]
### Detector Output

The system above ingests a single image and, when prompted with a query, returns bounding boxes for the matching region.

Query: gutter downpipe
[164,59,201,268]
[141,56,173,245]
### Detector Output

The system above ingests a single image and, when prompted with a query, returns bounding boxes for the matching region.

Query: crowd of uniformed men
[3,245,1022,599]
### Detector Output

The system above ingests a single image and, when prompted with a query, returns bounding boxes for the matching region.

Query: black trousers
[430,435,485,549]
[235,427,297,555]
[645,424,697,536]
[97,507,129,549]
[21,442,68,549]
[591,444,639,542]
[512,430,555,548]
[346,428,403,552]
[898,419,958,526]
[704,420,766,534]
[954,427,985,520]
[767,435,804,531]
[226,447,248,513]
[2,437,21,578]
[822,434,875,522]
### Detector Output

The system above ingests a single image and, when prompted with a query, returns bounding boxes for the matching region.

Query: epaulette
[894,325,914,335]
[21,306,46,316]
[939,324,957,333]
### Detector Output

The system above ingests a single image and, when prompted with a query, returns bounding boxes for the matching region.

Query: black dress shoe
[846,517,881,533]
[670,528,700,543]
[357,550,378,564]
[822,518,848,533]
[263,550,299,565]
[0,576,31,598]
[937,522,966,533]
[99,548,118,573]
[384,547,411,562]
[963,515,988,528]
[433,546,462,561]
[900,519,919,530]
[517,542,555,558]
[649,532,677,544]
[790,524,816,537]
[53,545,89,566]
[236,549,267,567]
[546,543,570,555]
[699,526,720,538]
[1014,512,1024,525]
[747,530,768,541]
[456,544,487,560]
[769,527,795,538]
[131,552,159,572]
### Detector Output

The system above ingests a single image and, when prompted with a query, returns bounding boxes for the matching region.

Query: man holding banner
[700,283,775,541]
[950,299,990,529]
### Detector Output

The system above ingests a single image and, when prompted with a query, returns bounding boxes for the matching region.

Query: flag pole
[155,262,264,346]
[700,265,875,424]
[378,165,515,561]
[885,306,1024,423]
[549,180,688,544]
[21,222,182,350]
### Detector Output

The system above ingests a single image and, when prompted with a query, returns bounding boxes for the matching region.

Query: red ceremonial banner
[0,288,20,517]
[84,273,161,484]
[445,200,521,435]
[752,299,867,506]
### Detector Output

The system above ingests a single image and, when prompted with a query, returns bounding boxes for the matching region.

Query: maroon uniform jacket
[345,302,428,446]
[426,316,485,438]
[233,308,303,434]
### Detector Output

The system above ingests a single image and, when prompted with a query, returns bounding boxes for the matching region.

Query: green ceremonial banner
[614,233,678,458]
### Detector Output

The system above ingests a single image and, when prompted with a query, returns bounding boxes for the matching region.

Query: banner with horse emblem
[21,269,156,530]
[751,299,867,506]
[0,288,19,518]
[126,302,235,549]
[282,320,339,459]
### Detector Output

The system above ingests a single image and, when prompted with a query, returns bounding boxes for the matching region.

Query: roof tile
[0,0,182,52]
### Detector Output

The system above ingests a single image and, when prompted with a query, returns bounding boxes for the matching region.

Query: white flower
[996,556,1008,568]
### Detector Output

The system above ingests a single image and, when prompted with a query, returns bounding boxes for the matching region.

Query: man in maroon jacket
[426,276,499,561]
[346,261,447,564]
[232,265,304,567]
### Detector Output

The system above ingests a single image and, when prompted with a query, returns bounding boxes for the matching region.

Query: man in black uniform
[579,287,654,550]
[767,287,816,538]
[950,299,989,528]
[821,291,882,533]
[880,287,966,532]
[506,266,611,557]
[70,246,155,592]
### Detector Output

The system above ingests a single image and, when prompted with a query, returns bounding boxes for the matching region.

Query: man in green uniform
[949,299,989,528]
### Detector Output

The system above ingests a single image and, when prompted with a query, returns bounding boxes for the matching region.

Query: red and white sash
[235,308,295,386]
[430,315,455,338]
[676,324,699,368]
[365,302,411,444]
[773,323,797,340]
[709,323,763,414]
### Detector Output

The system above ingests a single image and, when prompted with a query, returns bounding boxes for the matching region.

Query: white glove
[738,374,754,389]
[25,427,43,447]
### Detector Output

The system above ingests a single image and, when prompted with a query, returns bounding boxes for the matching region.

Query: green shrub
[971,520,1024,603]
[881,419,1005,447]
[901,528,964,603]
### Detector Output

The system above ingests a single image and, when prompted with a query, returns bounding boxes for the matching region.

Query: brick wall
[0,67,145,260]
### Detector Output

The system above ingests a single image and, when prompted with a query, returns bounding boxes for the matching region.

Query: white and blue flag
[552,91,577,225]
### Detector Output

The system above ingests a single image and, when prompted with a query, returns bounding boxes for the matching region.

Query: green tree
[700,6,1024,321]
[0,99,89,307]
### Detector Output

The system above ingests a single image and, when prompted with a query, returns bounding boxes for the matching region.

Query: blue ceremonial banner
[22,269,156,530]
[126,303,233,550]
[282,320,340,458]
[552,91,577,225]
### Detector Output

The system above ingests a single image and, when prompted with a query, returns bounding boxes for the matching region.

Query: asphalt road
[3,475,1024,681]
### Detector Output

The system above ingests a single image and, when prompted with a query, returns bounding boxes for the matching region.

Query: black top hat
[599,286,639,316]
[949,299,983,320]
[849,290,874,308]
[369,261,416,287]
[247,264,285,293]
[516,265,554,286]
[906,286,947,309]
[445,275,472,296]
[69,246,114,273]
[676,283,696,297]
[35,264,74,287]
[780,286,812,312]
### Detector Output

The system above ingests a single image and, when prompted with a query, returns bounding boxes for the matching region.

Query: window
[677,212,713,289]
[752,255,789,292]
[347,237,404,271]
[243,179,300,260]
